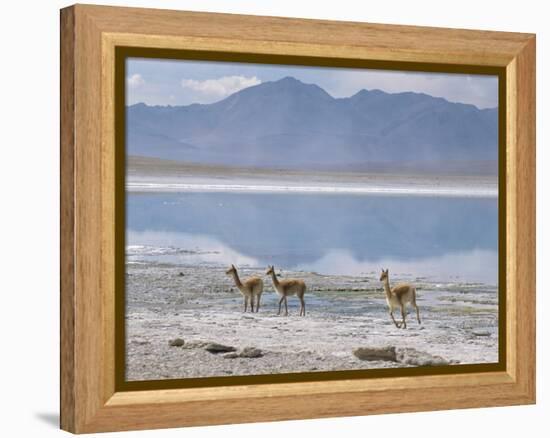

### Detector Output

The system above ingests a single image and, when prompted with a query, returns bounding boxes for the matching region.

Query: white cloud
[326,70,498,109]
[181,75,261,98]
[127,73,145,88]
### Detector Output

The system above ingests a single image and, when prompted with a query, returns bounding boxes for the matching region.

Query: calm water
[126,192,498,285]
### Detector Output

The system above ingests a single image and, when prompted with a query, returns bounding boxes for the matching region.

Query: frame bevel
[60,4,536,433]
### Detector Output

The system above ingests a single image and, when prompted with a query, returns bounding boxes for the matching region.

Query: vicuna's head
[379,269,389,281]
[266,265,275,276]
[225,264,237,276]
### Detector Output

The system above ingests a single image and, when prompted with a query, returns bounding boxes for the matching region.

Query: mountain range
[127,76,498,173]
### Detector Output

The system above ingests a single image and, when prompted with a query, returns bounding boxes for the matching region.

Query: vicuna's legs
[256,295,261,313]
[250,297,255,313]
[299,296,306,316]
[389,310,400,328]
[400,303,407,329]
[412,292,421,324]
[276,296,289,316]
[243,296,248,312]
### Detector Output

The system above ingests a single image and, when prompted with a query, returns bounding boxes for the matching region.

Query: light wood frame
[60,4,536,434]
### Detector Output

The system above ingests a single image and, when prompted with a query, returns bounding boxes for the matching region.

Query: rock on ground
[396,348,450,366]
[205,343,236,354]
[353,347,397,362]
[223,352,240,359]
[354,346,450,366]
[168,338,185,347]
[239,347,263,358]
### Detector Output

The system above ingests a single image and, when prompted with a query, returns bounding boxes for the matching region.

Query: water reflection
[127,192,498,284]
[296,248,497,285]
[127,230,258,267]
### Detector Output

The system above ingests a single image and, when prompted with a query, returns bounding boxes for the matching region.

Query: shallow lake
[126,192,498,285]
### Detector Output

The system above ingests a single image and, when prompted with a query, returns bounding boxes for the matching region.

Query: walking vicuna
[379,269,421,329]
[225,264,264,312]
[266,265,307,316]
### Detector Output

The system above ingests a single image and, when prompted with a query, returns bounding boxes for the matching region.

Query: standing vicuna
[379,269,421,329]
[266,265,307,316]
[225,264,264,312]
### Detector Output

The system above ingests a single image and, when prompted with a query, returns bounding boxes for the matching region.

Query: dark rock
[182,340,208,349]
[396,348,450,366]
[353,346,450,366]
[131,340,150,346]
[168,338,185,347]
[472,330,491,337]
[353,346,397,362]
[178,272,185,277]
[223,352,239,359]
[205,343,236,354]
[239,347,263,358]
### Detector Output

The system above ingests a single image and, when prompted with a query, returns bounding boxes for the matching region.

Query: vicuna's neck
[383,277,392,298]
[231,271,243,289]
[270,271,279,287]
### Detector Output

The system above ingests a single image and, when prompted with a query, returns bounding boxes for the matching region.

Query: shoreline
[126,156,498,198]
[126,181,497,197]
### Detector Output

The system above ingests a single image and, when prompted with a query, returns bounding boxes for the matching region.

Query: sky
[126,57,498,109]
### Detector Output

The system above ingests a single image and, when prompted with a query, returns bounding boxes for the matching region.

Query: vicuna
[226,264,263,312]
[266,265,307,316]
[379,268,421,329]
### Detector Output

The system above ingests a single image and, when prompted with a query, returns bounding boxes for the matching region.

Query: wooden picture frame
[60,4,536,434]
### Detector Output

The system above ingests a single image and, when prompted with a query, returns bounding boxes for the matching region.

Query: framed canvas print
[60,4,536,434]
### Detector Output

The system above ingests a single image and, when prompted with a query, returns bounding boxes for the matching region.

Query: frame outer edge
[75,4,109,433]
[61,5,537,433]
[60,5,77,434]
[514,36,536,401]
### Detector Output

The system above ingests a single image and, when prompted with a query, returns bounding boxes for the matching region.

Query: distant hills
[127,76,498,174]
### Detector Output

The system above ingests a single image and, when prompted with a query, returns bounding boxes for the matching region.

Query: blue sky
[126,57,498,109]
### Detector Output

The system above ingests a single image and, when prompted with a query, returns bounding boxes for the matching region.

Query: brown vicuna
[266,265,307,316]
[379,268,421,329]
[225,264,263,312]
